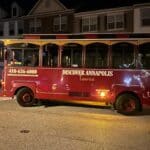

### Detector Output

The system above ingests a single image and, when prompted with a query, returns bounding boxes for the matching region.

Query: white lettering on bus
[85,70,113,77]
[62,70,85,76]
[62,69,113,77]
[8,68,37,75]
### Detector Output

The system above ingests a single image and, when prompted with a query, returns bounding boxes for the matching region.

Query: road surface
[0,99,150,150]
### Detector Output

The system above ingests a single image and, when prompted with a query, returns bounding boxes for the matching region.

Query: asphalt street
[0,99,150,150]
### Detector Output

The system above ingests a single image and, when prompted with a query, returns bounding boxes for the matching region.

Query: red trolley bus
[0,33,150,115]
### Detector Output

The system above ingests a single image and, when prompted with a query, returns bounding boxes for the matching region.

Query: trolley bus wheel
[115,93,140,115]
[16,88,36,107]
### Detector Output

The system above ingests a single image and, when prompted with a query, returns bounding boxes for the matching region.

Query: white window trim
[82,16,98,33]
[29,20,35,32]
[53,15,61,32]
[107,13,124,31]
[140,7,150,27]
[36,19,42,28]
[53,15,67,32]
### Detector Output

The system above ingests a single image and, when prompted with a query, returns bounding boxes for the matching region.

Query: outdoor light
[96,89,109,99]
[124,77,132,86]
[99,91,106,97]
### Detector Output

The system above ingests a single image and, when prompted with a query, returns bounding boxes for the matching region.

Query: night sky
[0,0,149,12]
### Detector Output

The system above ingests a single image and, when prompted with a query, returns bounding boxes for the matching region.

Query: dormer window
[12,7,17,17]
[11,3,18,17]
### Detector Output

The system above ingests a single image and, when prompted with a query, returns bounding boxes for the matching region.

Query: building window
[12,7,17,16]
[29,19,42,33]
[9,22,15,36]
[18,20,23,34]
[107,13,124,30]
[53,15,67,32]
[61,16,67,32]
[0,23,3,36]
[141,8,150,26]
[82,16,97,32]
[53,17,59,32]
[29,20,35,33]
[36,19,42,32]
[11,3,18,17]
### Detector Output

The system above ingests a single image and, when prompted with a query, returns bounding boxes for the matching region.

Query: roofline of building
[133,2,150,8]
[24,9,74,18]
[75,5,133,17]
[28,0,67,15]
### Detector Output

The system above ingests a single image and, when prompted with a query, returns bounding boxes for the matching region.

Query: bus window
[139,43,150,69]
[6,48,22,66]
[62,44,82,67]
[0,42,4,78]
[0,42,4,67]
[24,49,39,67]
[7,43,39,67]
[42,44,58,67]
[130,53,143,69]
[85,43,108,68]
[112,43,134,69]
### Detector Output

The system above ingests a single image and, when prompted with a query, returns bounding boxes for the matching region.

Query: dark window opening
[18,21,24,34]
[0,42,4,62]
[112,43,134,69]
[9,30,15,35]
[85,43,108,68]
[9,22,15,36]
[0,23,3,36]
[12,7,17,17]
[43,44,58,67]
[62,44,82,67]
[139,43,150,69]
[0,31,3,36]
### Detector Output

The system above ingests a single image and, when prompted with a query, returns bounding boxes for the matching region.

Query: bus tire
[16,88,35,107]
[115,93,140,115]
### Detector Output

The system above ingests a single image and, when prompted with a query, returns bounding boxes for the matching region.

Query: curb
[0,97,12,101]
